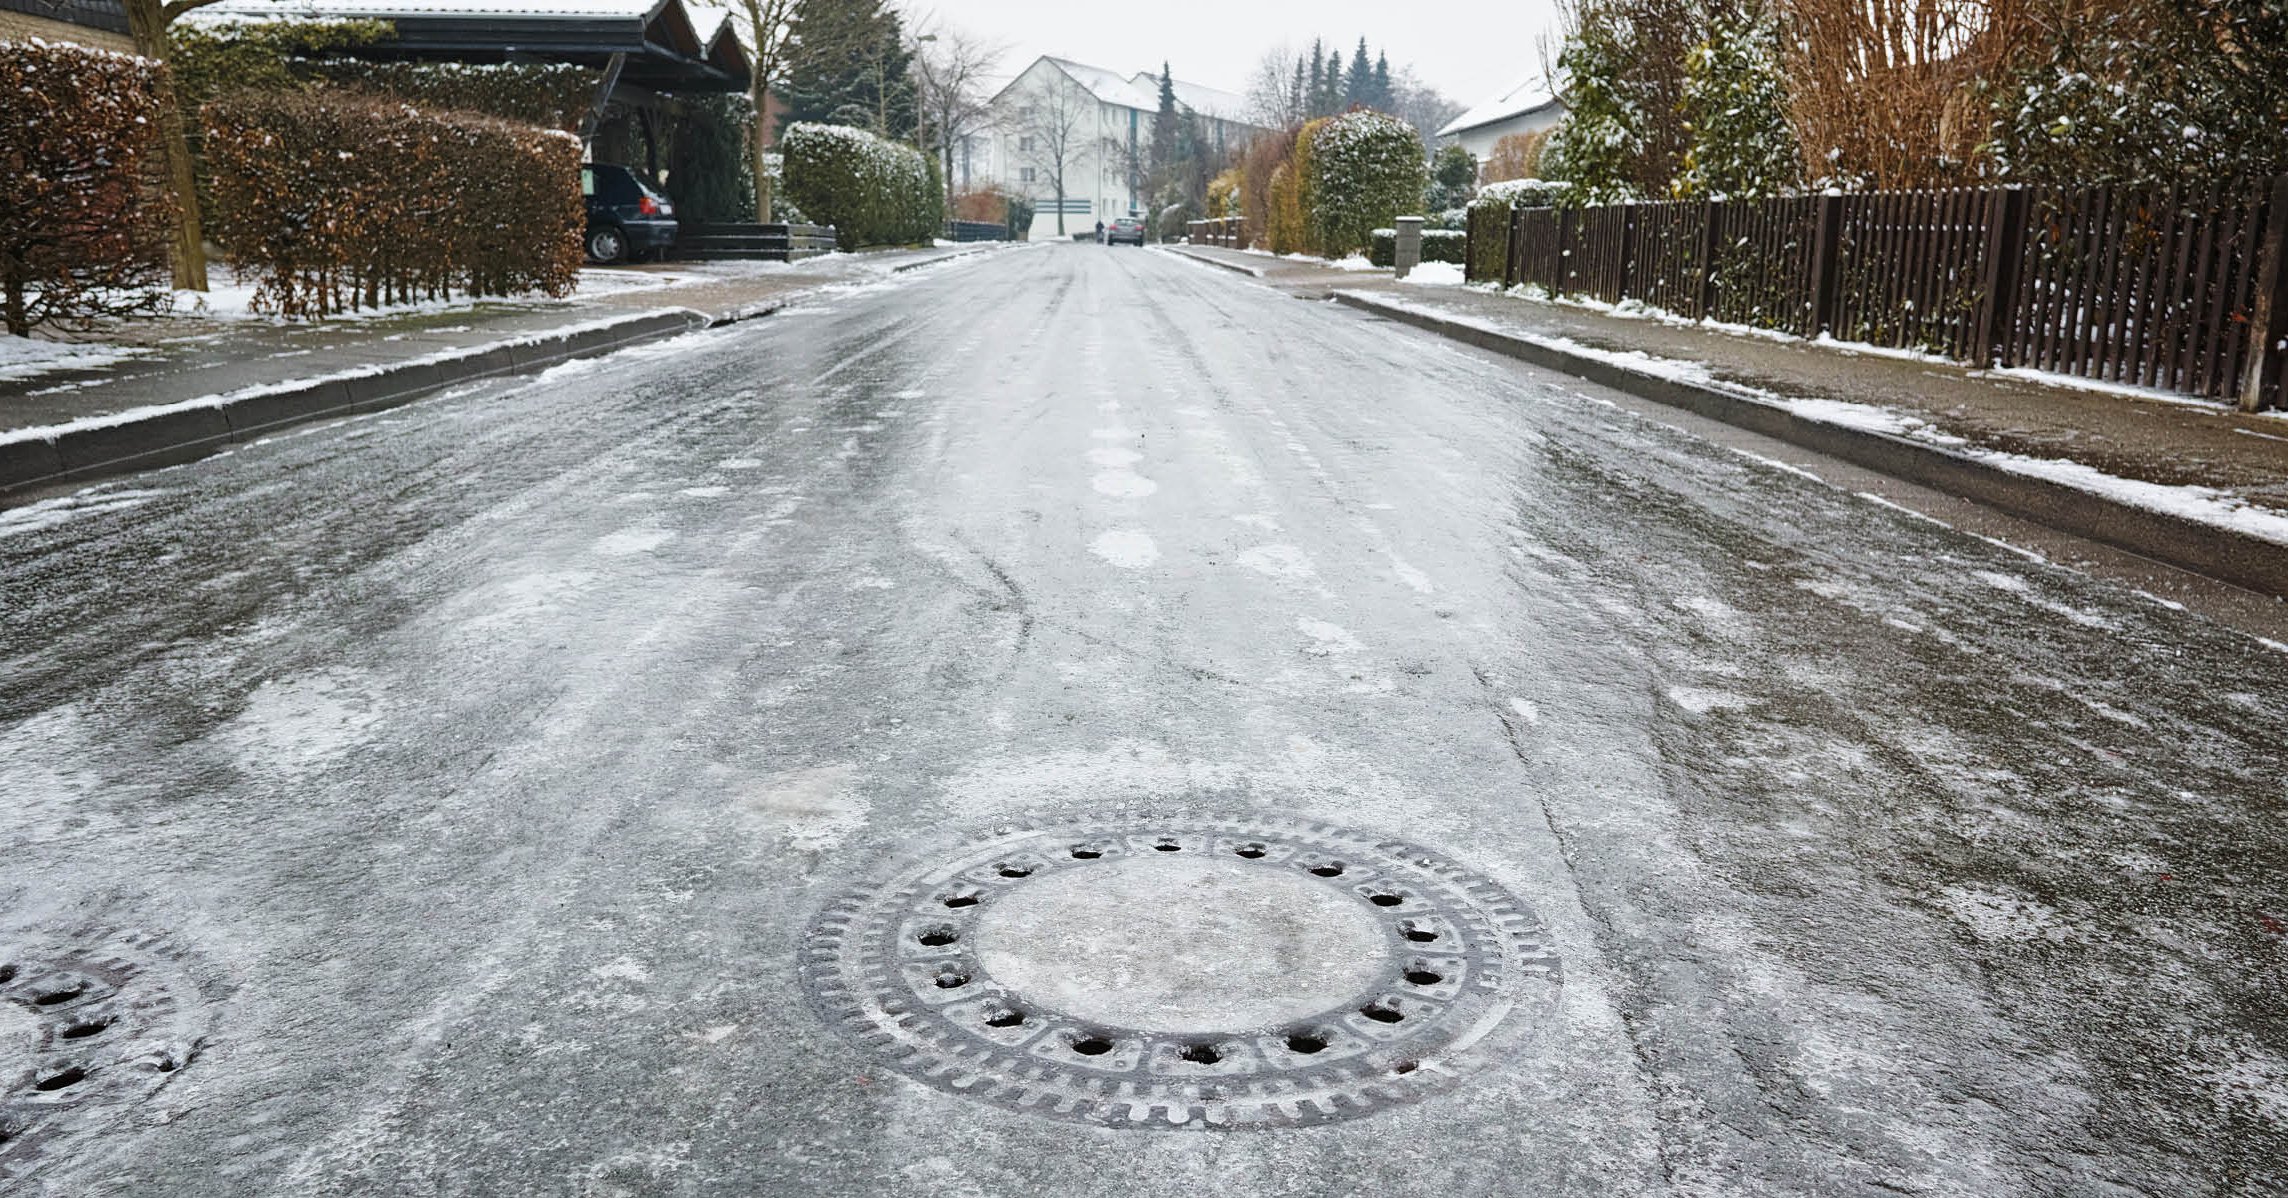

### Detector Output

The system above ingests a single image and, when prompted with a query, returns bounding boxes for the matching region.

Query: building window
[1018,136,1035,152]
[1020,167,1036,183]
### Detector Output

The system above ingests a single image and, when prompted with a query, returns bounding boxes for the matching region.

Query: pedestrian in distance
[1095,219,1105,244]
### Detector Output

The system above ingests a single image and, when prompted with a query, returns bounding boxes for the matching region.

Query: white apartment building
[960,56,1266,241]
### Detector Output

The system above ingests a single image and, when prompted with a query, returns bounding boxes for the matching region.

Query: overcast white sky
[911,1,1567,110]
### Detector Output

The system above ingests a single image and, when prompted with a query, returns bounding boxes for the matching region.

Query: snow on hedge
[1308,111,1428,258]
[1467,178,1572,215]
[781,122,941,250]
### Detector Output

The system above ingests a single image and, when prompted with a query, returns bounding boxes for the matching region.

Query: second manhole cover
[800,817,1562,1129]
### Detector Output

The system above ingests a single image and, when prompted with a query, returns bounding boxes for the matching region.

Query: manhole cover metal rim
[800,815,1562,1129]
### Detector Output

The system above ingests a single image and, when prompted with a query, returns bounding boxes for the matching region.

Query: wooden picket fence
[1464,178,2288,411]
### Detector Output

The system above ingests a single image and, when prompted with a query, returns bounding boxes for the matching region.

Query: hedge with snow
[1307,112,1428,258]
[204,91,583,317]
[0,39,175,336]
[781,123,942,250]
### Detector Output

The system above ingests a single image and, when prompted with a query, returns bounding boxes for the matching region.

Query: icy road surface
[3,243,2285,1196]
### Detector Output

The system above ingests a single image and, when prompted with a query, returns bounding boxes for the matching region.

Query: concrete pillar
[1394,216,1425,279]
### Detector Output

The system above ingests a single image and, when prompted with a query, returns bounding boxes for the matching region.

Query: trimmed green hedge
[781,122,941,250]
[1367,228,1467,268]
[204,91,581,317]
[1308,111,1427,257]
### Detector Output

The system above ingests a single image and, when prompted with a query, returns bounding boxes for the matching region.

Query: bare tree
[1016,71,1092,236]
[1386,65,1465,149]
[1244,45,1307,129]
[736,0,804,221]
[909,22,1006,197]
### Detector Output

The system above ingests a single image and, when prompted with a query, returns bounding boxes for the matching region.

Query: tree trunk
[750,78,774,223]
[125,0,208,291]
[4,271,27,337]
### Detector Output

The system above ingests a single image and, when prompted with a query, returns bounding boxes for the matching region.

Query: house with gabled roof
[1437,72,1567,166]
[970,54,1267,241]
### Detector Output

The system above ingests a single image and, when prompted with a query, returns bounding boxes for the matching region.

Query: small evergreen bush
[781,122,940,249]
[1367,228,1466,268]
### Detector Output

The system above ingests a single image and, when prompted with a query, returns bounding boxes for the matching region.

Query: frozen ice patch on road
[1092,471,1158,499]
[1508,698,1541,723]
[741,764,867,851]
[1089,529,1160,569]
[678,486,729,499]
[1237,544,1316,580]
[594,528,676,556]
[1666,687,1751,716]
[221,668,383,774]
[717,458,763,470]
[1087,447,1142,469]
[1935,885,2074,943]
[2205,1048,2288,1127]
[0,486,167,540]
[1297,619,1362,656]
[1387,553,1434,594]
[593,958,651,985]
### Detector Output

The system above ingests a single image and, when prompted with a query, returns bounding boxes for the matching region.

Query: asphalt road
[3,243,2284,1196]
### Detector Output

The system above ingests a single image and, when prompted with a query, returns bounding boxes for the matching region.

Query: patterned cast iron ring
[1,929,207,1179]
[800,817,1563,1129]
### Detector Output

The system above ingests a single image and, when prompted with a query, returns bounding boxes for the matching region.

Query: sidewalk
[0,243,1008,494]
[1169,243,2288,596]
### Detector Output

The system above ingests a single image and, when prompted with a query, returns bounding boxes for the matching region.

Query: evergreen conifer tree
[779,0,918,139]
[1371,53,1392,111]
[1346,39,1372,108]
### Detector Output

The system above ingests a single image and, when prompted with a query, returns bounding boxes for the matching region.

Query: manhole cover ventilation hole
[1,930,206,1178]
[800,819,1562,1129]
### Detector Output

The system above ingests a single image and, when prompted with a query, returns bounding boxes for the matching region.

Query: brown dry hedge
[204,91,583,317]
[0,39,175,337]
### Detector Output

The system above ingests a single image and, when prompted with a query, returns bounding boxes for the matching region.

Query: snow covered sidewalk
[1167,244,2288,595]
[0,244,1011,495]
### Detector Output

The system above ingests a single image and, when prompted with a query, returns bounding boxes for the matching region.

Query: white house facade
[963,56,1264,241]
[1437,73,1568,166]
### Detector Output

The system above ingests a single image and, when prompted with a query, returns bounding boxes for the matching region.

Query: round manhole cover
[800,817,1562,1129]
[1,929,207,1180]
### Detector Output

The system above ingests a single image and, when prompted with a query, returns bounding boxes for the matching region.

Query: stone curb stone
[1334,290,2288,598]
[1163,246,1266,278]
[0,309,710,499]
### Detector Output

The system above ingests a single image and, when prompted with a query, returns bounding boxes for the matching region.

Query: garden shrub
[309,60,599,131]
[0,40,175,336]
[1308,111,1427,258]
[1367,228,1466,268]
[1266,162,1307,256]
[203,91,582,317]
[1425,142,1477,211]
[781,122,940,249]
[1288,117,1331,256]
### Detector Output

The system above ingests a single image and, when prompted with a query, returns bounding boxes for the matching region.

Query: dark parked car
[582,163,676,263]
[1104,216,1147,246]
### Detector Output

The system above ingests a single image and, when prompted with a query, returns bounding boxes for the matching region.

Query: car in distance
[582,163,677,263]
[1105,216,1147,246]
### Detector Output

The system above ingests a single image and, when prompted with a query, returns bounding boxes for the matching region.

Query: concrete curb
[891,243,1008,273]
[1335,290,2288,598]
[1161,246,1266,278]
[0,308,708,498]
